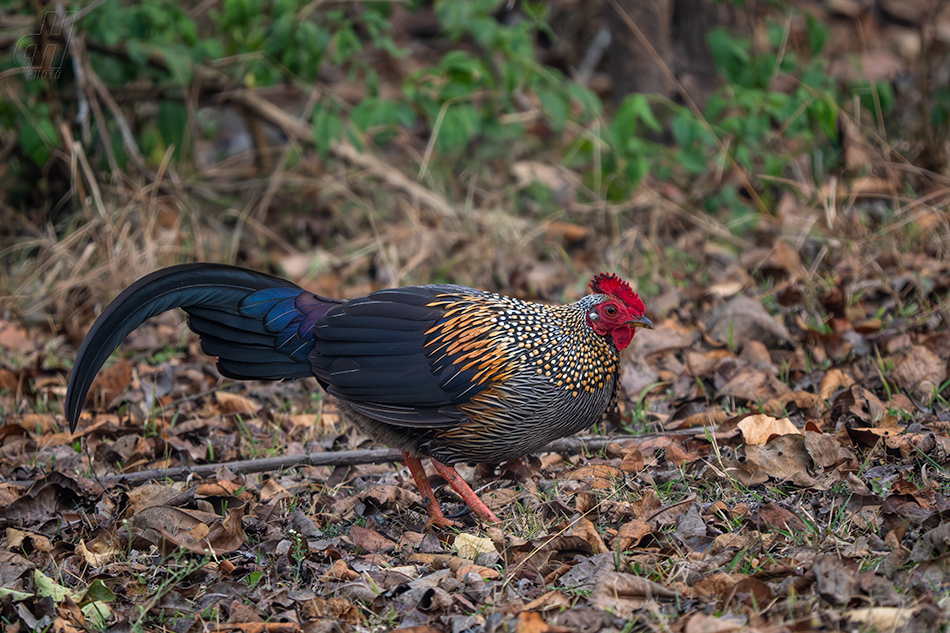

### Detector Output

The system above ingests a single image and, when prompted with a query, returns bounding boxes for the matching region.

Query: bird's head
[586,273,653,350]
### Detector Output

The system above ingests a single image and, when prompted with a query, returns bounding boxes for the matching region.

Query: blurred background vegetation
[1,0,948,343]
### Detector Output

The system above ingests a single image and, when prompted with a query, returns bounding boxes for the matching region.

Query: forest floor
[3,1,950,632]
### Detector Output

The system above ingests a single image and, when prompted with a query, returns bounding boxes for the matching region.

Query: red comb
[589,273,645,312]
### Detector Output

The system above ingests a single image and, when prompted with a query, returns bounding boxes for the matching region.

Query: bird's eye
[604,304,618,317]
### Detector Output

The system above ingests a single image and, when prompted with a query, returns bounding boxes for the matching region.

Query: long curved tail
[65,263,341,430]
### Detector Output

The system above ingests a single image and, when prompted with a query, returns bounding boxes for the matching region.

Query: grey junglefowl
[65,264,653,525]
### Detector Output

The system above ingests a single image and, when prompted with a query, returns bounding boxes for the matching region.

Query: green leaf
[671,114,697,147]
[34,570,79,603]
[436,103,480,152]
[312,107,343,157]
[537,89,567,133]
[19,113,59,167]
[84,579,117,603]
[82,601,112,628]
[223,0,255,28]
[158,100,190,160]
[805,13,828,55]
[567,83,602,119]
[610,94,660,154]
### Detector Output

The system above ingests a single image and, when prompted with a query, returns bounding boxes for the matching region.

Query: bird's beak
[628,315,654,329]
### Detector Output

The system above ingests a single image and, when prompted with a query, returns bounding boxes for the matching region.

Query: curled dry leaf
[589,571,678,617]
[732,434,814,486]
[131,505,246,554]
[564,464,624,490]
[761,390,825,417]
[612,519,653,551]
[718,367,791,402]
[5,528,53,552]
[326,558,360,581]
[813,556,858,606]
[804,430,854,469]
[85,359,132,411]
[571,517,609,554]
[737,414,801,445]
[350,525,397,553]
[707,295,793,349]
[522,590,572,612]
[892,345,947,404]
[722,576,772,609]
[214,391,260,415]
[845,607,913,630]
[454,532,495,560]
[683,612,744,633]
[819,368,855,400]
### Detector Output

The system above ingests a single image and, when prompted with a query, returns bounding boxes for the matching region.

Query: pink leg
[431,459,501,524]
[403,453,455,527]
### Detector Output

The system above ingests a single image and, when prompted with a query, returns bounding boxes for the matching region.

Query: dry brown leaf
[564,464,624,490]
[589,572,677,617]
[683,612,744,633]
[707,295,793,348]
[76,534,124,567]
[737,414,801,445]
[739,240,803,277]
[132,505,246,554]
[326,559,359,581]
[350,525,397,553]
[454,533,495,560]
[719,367,791,402]
[215,391,260,414]
[86,359,132,410]
[732,434,814,486]
[455,563,502,580]
[845,607,913,629]
[522,590,572,612]
[0,318,37,354]
[611,519,653,551]
[299,596,361,624]
[571,517,609,554]
[819,368,855,400]
[892,345,947,404]
[516,610,553,633]
[619,447,645,473]
[544,220,589,243]
[482,487,522,510]
[6,528,53,552]
[722,576,772,609]
[258,479,291,503]
[1,482,77,525]
[512,161,580,196]
[710,531,775,556]
[761,390,825,417]
[804,430,853,469]
[813,556,857,606]
[631,321,699,357]
[126,482,189,514]
[755,503,806,532]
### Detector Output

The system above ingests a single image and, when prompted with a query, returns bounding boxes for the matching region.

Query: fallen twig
[95,432,702,485]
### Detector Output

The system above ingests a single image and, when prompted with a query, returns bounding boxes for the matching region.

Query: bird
[65,264,653,525]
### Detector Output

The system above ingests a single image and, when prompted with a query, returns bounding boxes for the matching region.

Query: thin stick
[95,433,690,486]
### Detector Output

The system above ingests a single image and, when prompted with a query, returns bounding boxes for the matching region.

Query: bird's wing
[310,286,508,428]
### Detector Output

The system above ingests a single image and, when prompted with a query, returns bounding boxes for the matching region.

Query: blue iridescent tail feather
[64,263,340,430]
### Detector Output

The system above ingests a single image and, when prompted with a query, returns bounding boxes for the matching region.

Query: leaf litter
[4,5,950,633]
[6,229,950,630]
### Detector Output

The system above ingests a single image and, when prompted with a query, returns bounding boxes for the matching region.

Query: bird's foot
[403,453,457,528]
[431,459,501,524]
